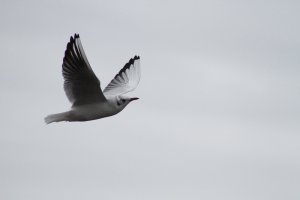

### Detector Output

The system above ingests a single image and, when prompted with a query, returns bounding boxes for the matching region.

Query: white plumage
[45,34,141,124]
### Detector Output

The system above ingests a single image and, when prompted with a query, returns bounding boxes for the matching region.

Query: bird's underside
[45,34,141,124]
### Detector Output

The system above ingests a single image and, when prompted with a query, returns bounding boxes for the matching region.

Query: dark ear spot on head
[117,98,126,106]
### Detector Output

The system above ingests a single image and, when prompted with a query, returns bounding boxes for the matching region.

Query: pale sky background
[1,0,300,199]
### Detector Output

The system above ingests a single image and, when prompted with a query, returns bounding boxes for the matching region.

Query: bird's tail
[44,112,69,124]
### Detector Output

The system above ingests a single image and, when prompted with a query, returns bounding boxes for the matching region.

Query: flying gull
[45,34,141,124]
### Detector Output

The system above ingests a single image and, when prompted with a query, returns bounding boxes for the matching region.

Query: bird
[44,34,141,124]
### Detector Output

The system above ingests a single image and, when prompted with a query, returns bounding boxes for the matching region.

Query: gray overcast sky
[1,0,300,199]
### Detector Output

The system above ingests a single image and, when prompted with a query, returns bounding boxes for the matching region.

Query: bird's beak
[130,97,139,101]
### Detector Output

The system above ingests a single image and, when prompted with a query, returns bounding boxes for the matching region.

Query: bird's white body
[45,98,124,123]
[44,34,141,124]
[71,100,119,121]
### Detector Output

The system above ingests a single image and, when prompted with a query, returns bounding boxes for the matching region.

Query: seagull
[44,34,141,124]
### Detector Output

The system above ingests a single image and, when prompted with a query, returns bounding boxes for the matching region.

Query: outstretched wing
[103,56,141,97]
[62,34,106,107]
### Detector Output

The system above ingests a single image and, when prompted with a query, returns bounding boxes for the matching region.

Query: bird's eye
[121,99,126,103]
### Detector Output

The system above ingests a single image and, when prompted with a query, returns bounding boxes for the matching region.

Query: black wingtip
[127,55,140,66]
[68,34,79,45]
[112,55,140,79]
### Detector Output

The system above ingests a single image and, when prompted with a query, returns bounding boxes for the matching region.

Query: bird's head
[114,96,139,109]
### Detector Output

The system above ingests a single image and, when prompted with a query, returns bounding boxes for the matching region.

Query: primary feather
[62,34,107,107]
[103,56,141,97]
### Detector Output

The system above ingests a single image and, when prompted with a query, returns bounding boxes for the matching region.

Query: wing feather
[62,34,106,106]
[103,56,141,97]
